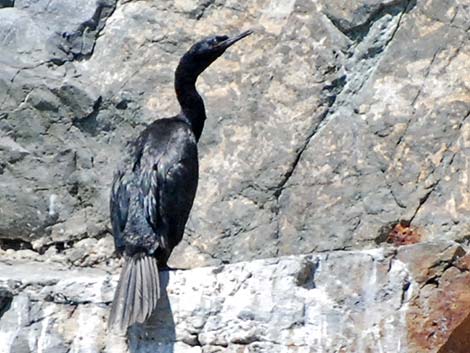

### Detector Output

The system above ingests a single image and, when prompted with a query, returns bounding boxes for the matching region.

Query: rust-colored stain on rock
[386,221,422,245]
[407,253,470,353]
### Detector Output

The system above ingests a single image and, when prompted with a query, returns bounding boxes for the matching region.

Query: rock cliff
[0,0,469,352]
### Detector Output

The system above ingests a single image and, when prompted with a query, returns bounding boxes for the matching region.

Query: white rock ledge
[0,248,414,353]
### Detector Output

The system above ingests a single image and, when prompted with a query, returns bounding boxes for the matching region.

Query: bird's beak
[219,29,253,49]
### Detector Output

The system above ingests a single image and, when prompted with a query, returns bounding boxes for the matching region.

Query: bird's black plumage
[108,30,252,332]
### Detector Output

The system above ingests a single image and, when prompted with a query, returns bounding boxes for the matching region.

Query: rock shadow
[437,311,470,353]
[128,271,176,353]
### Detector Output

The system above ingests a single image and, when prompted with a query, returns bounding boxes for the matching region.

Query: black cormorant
[108,30,253,332]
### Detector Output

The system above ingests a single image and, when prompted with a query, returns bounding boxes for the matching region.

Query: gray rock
[0,0,468,272]
[0,247,412,352]
[1,241,468,352]
[1,1,469,351]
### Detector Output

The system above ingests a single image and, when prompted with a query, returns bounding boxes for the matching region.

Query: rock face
[0,0,469,352]
[0,241,468,353]
[1,0,469,266]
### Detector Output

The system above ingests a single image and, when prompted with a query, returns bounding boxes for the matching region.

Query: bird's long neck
[175,62,207,142]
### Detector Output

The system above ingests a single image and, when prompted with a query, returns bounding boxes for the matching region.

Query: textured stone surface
[0,0,468,268]
[0,242,469,353]
[1,0,469,351]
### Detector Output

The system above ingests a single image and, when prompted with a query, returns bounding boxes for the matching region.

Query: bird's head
[178,30,253,79]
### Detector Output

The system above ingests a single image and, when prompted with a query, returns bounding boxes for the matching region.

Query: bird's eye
[216,35,228,43]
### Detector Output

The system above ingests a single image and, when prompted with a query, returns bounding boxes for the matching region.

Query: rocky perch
[1,241,470,353]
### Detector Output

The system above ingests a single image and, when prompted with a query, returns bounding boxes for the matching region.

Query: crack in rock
[273,108,330,200]
[272,0,414,239]
[192,0,218,20]
[324,0,415,42]
[403,106,469,226]
[411,47,442,107]
[408,179,440,224]
[50,0,117,64]
[71,96,103,136]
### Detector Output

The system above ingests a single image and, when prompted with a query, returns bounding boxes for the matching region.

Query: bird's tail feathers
[108,254,160,333]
